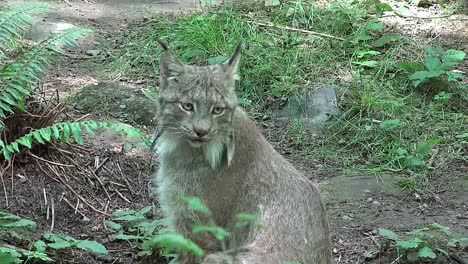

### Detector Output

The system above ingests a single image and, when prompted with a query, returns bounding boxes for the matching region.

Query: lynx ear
[224,41,242,80]
[157,39,184,81]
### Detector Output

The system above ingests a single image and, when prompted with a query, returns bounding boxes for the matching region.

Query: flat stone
[26,21,76,43]
[273,85,341,135]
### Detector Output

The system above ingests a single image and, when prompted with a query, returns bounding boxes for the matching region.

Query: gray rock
[86,49,101,56]
[273,85,341,135]
[67,82,158,127]
[26,21,75,43]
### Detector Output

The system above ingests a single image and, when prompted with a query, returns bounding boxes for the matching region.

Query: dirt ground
[0,0,467,263]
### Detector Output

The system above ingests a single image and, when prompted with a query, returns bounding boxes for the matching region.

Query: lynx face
[155,42,241,168]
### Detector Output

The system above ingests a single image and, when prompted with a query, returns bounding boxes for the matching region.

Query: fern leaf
[0,27,93,117]
[0,121,150,160]
[0,2,54,54]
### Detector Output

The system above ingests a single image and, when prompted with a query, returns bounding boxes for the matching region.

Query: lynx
[154,40,331,264]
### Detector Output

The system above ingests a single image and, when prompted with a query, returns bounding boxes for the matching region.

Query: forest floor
[1,0,467,263]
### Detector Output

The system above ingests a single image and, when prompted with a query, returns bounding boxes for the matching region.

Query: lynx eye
[212,106,225,115]
[180,102,194,112]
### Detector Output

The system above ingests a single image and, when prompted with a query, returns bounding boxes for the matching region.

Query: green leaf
[22,251,53,262]
[396,238,422,249]
[378,228,399,240]
[395,7,411,16]
[39,127,52,141]
[424,56,442,72]
[182,48,204,60]
[33,240,47,253]
[373,35,400,48]
[16,135,32,148]
[152,234,204,257]
[51,125,60,139]
[376,3,393,11]
[177,196,211,216]
[1,218,36,228]
[113,214,143,222]
[62,124,71,142]
[396,148,408,157]
[0,247,22,264]
[70,123,84,144]
[137,206,152,216]
[379,119,402,130]
[356,50,380,58]
[32,131,45,144]
[47,240,73,250]
[352,60,378,68]
[442,49,465,63]
[192,224,230,240]
[428,222,451,236]
[408,157,423,167]
[207,56,226,65]
[75,240,108,254]
[104,221,122,231]
[410,70,442,86]
[366,22,384,30]
[416,246,436,259]
[415,139,441,156]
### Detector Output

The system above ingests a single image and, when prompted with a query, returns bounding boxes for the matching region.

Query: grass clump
[100,0,467,186]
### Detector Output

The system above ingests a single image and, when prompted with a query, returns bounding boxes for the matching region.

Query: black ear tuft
[224,41,242,80]
[227,41,242,67]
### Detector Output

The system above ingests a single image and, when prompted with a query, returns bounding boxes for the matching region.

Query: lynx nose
[193,126,210,138]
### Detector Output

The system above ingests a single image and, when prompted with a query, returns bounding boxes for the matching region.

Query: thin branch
[28,152,75,167]
[249,20,345,41]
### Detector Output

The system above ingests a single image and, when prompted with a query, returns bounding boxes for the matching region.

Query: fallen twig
[0,169,8,207]
[90,170,111,200]
[115,189,132,204]
[29,152,75,167]
[39,162,110,216]
[94,157,109,174]
[61,196,88,219]
[50,197,55,231]
[249,20,345,41]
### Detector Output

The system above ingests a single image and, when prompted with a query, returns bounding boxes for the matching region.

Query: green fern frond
[0,27,93,118]
[0,121,151,160]
[0,2,54,57]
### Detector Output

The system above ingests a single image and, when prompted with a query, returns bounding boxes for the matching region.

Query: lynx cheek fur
[154,40,332,264]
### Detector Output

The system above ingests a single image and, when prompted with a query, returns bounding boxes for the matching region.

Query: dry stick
[0,169,8,207]
[115,161,134,194]
[73,113,92,123]
[249,20,346,41]
[46,163,110,216]
[28,152,75,167]
[61,196,88,219]
[90,169,111,200]
[43,188,48,206]
[115,190,132,204]
[94,157,109,174]
[50,197,55,231]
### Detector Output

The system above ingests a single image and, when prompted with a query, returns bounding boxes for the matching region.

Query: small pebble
[367,197,373,202]
[342,215,352,221]
[372,200,381,207]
